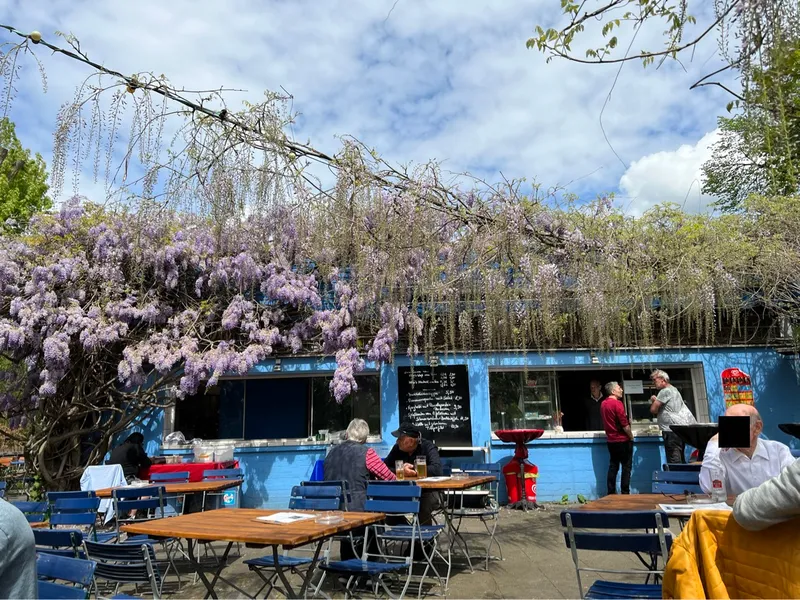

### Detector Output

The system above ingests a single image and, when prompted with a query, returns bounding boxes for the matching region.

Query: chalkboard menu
[397,365,472,447]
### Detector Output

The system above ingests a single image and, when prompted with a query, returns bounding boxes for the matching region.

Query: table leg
[443,499,472,573]
[187,539,219,599]
[187,540,250,599]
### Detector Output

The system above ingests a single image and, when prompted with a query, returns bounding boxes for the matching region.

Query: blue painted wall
[129,347,800,508]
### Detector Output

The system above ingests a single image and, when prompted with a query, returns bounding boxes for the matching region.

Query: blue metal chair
[84,541,163,598]
[244,485,342,598]
[561,510,672,599]
[150,471,189,517]
[791,448,800,458]
[0,480,6,498]
[310,459,325,481]
[319,482,442,599]
[201,468,243,511]
[652,469,702,495]
[12,500,49,523]
[112,486,181,586]
[34,528,85,559]
[301,479,352,510]
[446,463,502,571]
[36,552,97,600]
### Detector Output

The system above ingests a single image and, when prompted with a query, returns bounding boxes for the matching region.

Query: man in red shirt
[600,381,634,495]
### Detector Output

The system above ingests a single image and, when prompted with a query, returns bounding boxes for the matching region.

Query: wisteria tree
[2,23,800,488]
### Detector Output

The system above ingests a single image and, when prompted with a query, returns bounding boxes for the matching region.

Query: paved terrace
[137,504,662,599]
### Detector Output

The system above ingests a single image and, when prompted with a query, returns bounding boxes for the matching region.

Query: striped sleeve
[365,448,396,481]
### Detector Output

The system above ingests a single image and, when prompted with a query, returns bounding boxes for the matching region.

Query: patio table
[94,479,242,499]
[409,474,498,572]
[141,460,239,482]
[122,508,385,599]
[578,493,735,514]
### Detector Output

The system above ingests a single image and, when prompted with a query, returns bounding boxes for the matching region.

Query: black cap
[391,421,421,438]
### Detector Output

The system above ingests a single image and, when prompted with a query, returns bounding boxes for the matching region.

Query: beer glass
[415,456,427,479]
[395,460,405,480]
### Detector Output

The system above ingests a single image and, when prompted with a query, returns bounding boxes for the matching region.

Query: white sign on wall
[623,380,644,394]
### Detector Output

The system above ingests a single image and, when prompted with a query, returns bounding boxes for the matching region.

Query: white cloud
[0,0,736,206]
[619,129,720,215]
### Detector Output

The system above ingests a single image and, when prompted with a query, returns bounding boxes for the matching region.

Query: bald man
[700,404,795,496]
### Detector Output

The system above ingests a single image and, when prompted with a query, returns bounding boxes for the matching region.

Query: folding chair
[445,463,502,571]
[50,497,118,543]
[84,541,163,599]
[319,482,445,599]
[200,468,243,511]
[11,500,49,523]
[244,485,342,598]
[112,486,181,586]
[301,479,352,510]
[36,552,97,600]
[0,480,6,498]
[34,528,86,559]
[149,471,189,517]
[561,510,671,599]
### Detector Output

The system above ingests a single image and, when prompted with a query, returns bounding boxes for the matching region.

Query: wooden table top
[121,508,385,547]
[95,479,242,498]
[29,521,50,529]
[578,493,735,511]
[407,474,496,490]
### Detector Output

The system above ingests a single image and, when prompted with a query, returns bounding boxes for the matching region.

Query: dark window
[172,374,380,440]
[489,371,558,431]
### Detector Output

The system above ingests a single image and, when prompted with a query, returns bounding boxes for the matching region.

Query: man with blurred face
[584,379,604,431]
[700,403,795,495]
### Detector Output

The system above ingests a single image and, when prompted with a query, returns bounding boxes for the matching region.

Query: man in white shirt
[700,403,795,496]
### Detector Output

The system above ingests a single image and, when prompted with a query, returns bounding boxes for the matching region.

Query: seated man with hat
[384,420,443,524]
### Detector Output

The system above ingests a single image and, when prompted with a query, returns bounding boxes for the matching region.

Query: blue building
[135,347,800,508]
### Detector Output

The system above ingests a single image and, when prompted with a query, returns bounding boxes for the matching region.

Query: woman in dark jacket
[108,432,151,483]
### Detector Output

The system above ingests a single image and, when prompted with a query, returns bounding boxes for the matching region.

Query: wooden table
[409,475,496,490]
[122,508,385,598]
[579,493,735,515]
[94,479,242,498]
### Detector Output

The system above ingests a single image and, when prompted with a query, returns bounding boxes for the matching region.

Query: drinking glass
[395,460,405,480]
[415,456,427,479]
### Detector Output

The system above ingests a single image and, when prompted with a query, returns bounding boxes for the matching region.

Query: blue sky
[1,0,734,214]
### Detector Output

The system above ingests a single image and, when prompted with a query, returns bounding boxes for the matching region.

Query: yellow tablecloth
[663,510,800,599]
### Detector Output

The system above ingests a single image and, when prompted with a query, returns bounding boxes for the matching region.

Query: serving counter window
[172,374,380,441]
[489,365,705,435]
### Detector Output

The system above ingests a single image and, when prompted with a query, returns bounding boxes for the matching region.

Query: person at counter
[649,369,697,464]
[700,403,795,496]
[584,379,604,431]
[600,381,634,495]
[384,421,443,524]
[108,432,151,483]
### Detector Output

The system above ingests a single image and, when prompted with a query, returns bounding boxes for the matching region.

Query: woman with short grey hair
[324,418,397,560]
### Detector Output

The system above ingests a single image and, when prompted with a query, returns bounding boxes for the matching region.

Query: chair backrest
[653,470,700,484]
[663,463,702,472]
[561,510,672,598]
[301,479,352,510]
[53,497,101,513]
[202,468,243,481]
[364,482,421,515]
[460,462,501,475]
[12,501,49,523]
[36,552,96,599]
[150,471,190,483]
[47,491,97,509]
[112,486,166,537]
[83,540,162,593]
[310,459,325,482]
[288,485,341,511]
[34,528,85,558]
[652,481,704,495]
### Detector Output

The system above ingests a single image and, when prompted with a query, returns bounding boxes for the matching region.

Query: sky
[0,0,735,215]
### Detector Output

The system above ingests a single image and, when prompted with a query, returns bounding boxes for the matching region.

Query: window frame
[165,371,382,443]
[488,363,708,438]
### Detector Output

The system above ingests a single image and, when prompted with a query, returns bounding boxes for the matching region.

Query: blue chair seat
[379,525,443,542]
[119,535,155,544]
[244,555,313,568]
[94,532,118,543]
[585,580,663,599]
[320,558,409,576]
